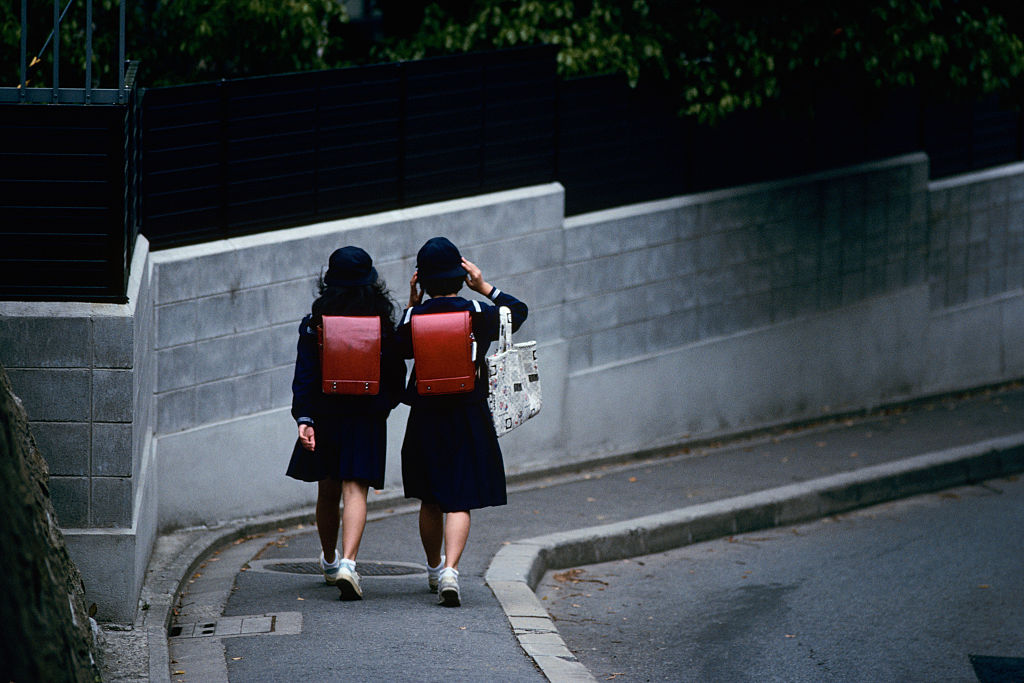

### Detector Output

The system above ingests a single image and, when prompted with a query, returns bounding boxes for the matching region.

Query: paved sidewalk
[100,385,1024,682]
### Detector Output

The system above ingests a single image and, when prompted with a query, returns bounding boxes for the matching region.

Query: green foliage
[2,0,348,89]
[672,1,1024,122]
[134,0,348,85]
[371,0,671,86]
[4,0,1022,124]
[370,0,1024,123]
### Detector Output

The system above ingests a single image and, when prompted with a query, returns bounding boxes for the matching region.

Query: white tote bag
[486,306,542,437]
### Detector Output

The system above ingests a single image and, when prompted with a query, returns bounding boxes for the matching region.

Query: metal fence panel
[139,46,559,249]
[0,103,129,302]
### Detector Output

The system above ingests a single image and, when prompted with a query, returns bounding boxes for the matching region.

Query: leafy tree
[132,0,349,85]
[370,0,1024,122]
[4,0,1023,124]
[371,0,671,87]
[671,1,1024,122]
[2,0,348,89]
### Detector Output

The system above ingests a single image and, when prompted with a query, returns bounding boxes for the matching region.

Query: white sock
[428,556,446,577]
[321,550,341,569]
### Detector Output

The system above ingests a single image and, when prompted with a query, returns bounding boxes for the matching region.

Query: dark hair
[422,276,464,298]
[312,273,398,332]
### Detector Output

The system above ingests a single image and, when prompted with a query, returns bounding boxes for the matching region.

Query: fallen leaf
[849,452,859,458]
[586,497,596,502]
[816,441,826,447]
[552,569,609,586]
[628,476,638,483]
[978,584,991,589]
[174,672,185,676]
[297,596,305,601]
[460,626,467,630]
[231,657,242,661]
[785,634,796,639]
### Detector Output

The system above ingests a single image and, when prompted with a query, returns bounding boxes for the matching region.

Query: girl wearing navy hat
[287,246,406,600]
[396,236,528,607]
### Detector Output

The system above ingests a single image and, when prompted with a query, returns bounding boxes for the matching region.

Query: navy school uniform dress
[286,314,407,489]
[395,287,528,512]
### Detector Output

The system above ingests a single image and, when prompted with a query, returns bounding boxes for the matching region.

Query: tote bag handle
[497,306,513,353]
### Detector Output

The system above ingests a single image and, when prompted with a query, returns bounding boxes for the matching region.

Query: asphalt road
[537,475,1024,682]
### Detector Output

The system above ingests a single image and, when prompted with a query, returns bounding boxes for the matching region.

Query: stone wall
[0,239,157,622]
[0,362,101,682]
[4,153,1024,620]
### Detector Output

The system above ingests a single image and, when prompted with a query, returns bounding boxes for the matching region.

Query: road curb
[485,433,1024,683]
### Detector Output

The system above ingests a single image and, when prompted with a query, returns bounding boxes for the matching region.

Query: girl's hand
[298,423,315,451]
[462,258,492,295]
[408,270,423,307]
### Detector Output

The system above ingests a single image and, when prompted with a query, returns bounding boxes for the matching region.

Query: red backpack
[318,315,381,395]
[411,310,477,395]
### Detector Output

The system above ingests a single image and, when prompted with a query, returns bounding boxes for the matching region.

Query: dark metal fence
[0,73,139,303]
[140,47,557,248]
[2,44,1024,300]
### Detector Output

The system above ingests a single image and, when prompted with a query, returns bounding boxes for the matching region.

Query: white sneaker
[336,559,363,601]
[320,550,341,585]
[437,567,460,607]
[427,555,446,593]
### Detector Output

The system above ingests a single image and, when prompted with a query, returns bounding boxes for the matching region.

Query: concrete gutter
[485,433,1024,683]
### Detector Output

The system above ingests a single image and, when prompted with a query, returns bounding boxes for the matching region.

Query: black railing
[140,47,557,248]
[2,45,1023,301]
[0,66,139,303]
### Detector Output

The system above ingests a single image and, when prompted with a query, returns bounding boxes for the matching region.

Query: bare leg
[419,503,444,568]
[443,511,471,570]
[316,479,342,559]
[340,480,369,561]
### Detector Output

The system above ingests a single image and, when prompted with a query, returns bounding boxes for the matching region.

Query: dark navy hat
[324,246,377,287]
[416,237,465,281]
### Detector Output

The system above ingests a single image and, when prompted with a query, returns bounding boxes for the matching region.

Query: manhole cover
[257,559,424,577]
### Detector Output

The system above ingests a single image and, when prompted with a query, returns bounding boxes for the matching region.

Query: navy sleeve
[290,315,319,423]
[476,288,528,342]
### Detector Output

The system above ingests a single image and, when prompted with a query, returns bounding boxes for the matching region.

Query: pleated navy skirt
[286,408,387,488]
[401,396,507,512]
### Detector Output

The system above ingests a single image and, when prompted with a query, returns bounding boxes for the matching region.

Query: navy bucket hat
[324,246,377,287]
[416,237,466,281]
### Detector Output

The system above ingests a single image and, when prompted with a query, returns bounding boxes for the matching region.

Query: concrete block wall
[928,162,1024,308]
[150,185,566,528]
[922,161,1024,391]
[560,154,1024,459]
[561,155,930,376]
[6,153,1024,621]
[0,237,157,621]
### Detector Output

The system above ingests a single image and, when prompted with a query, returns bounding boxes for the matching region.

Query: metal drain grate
[262,560,424,577]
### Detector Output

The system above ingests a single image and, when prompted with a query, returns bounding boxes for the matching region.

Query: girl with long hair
[287,246,406,600]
